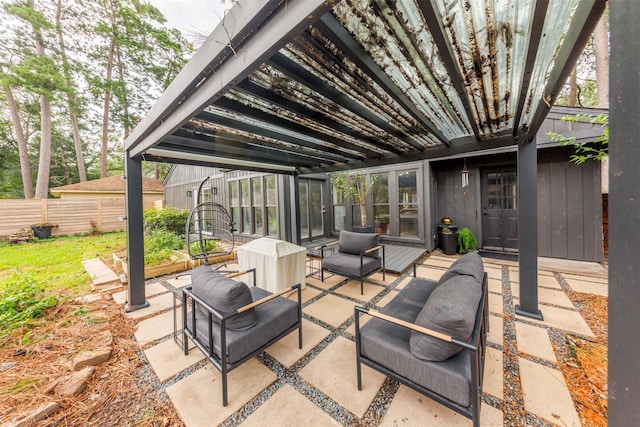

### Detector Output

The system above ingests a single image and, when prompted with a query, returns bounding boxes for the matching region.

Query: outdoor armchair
[319,230,385,294]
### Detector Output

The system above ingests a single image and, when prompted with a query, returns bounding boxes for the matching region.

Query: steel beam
[515,138,542,320]
[512,0,549,134]
[608,1,640,423]
[129,0,341,158]
[124,152,148,312]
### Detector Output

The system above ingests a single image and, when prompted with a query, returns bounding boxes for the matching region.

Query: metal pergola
[122,1,638,423]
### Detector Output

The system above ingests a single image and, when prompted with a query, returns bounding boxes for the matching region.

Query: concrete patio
[99,253,607,426]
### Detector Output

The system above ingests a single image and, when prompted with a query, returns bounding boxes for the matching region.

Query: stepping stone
[303,294,354,327]
[380,385,503,426]
[134,310,178,347]
[299,336,386,418]
[483,347,503,399]
[334,280,385,302]
[166,361,275,426]
[144,339,204,383]
[72,348,111,370]
[239,384,341,426]
[519,358,580,426]
[564,278,608,297]
[82,258,120,288]
[516,305,594,338]
[488,315,503,346]
[7,402,59,427]
[266,319,330,367]
[112,282,168,305]
[125,293,176,320]
[55,366,95,396]
[515,322,556,362]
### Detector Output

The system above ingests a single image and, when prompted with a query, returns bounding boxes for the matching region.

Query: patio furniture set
[177,230,487,426]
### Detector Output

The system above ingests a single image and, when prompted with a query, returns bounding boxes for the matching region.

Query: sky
[149,0,226,38]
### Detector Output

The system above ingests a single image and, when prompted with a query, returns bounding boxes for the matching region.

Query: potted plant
[457,227,477,254]
[31,223,58,239]
[331,171,377,231]
[439,225,458,255]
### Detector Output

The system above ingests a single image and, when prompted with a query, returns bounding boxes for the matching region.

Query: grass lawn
[0,232,126,295]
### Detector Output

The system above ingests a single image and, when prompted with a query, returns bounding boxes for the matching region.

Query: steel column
[293,175,301,246]
[515,138,542,320]
[124,152,148,312]
[609,1,640,423]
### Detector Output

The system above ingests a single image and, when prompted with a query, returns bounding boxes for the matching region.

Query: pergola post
[609,1,640,423]
[515,137,542,320]
[293,175,301,245]
[124,152,148,312]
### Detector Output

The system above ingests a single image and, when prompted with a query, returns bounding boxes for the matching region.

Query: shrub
[0,273,59,337]
[457,227,477,254]
[144,230,185,266]
[143,207,189,237]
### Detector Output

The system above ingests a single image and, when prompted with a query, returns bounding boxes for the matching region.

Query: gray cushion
[410,274,482,361]
[438,252,484,285]
[322,252,381,278]
[190,266,257,331]
[359,278,472,407]
[338,230,380,258]
[189,287,299,364]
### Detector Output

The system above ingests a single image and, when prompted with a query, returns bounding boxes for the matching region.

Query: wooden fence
[0,199,156,239]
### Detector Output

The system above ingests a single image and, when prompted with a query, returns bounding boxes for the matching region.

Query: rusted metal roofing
[127,0,605,175]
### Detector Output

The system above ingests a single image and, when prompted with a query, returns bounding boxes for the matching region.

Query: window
[332,185,346,232]
[265,176,278,235]
[398,171,418,237]
[372,173,389,234]
[229,175,278,236]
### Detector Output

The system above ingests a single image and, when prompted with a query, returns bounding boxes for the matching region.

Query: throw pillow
[438,252,484,285]
[191,266,257,331]
[409,274,482,361]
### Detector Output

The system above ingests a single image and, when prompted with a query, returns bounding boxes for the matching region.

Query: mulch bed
[0,296,182,426]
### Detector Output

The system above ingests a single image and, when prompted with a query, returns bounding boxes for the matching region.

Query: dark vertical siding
[434,148,603,262]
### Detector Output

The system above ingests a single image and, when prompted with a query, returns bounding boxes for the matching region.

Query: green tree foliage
[143,207,190,237]
[0,0,192,197]
[547,114,608,164]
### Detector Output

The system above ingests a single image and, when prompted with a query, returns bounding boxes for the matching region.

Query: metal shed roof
[125,0,605,175]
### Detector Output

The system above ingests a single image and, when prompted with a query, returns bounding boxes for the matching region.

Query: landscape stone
[6,401,59,427]
[72,348,112,370]
[55,366,95,396]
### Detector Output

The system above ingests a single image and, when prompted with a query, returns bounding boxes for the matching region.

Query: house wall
[57,192,163,207]
[432,147,603,262]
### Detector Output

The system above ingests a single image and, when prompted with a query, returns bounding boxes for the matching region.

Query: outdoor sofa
[181,266,302,406]
[354,253,488,426]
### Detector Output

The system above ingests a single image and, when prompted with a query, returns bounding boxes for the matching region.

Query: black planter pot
[439,231,458,255]
[32,226,53,239]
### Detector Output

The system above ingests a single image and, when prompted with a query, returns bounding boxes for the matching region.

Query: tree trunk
[568,67,578,107]
[30,0,52,199]
[101,40,115,178]
[56,0,87,182]
[593,9,609,107]
[2,79,34,199]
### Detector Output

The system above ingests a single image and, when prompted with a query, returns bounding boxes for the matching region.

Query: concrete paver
[414,266,446,281]
[488,277,503,294]
[303,294,355,327]
[517,304,594,337]
[375,289,399,309]
[82,258,120,287]
[134,309,177,347]
[487,315,503,346]
[265,319,330,367]
[306,274,347,290]
[564,277,608,297]
[166,361,276,426]
[239,384,341,426]
[488,292,503,315]
[483,347,503,399]
[519,357,581,426]
[511,284,575,309]
[299,336,386,418]
[380,385,503,426]
[562,272,607,284]
[334,280,385,302]
[144,339,204,383]
[125,292,176,320]
[515,322,556,362]
[368,271,399,286]
[422,258,454,269]
[287,286,321,304]
[112,282,168,305]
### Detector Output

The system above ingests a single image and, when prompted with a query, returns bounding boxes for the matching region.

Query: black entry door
[481,168,518,250]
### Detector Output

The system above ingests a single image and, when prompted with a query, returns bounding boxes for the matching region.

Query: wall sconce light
[186,190,192,198]
[461,159,469,189]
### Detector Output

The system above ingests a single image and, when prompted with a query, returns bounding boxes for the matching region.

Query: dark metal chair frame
[181,268,302,407]
[318,240,385,294]
[354,264,488,427]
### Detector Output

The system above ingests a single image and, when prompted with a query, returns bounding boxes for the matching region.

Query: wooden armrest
[364,245,383,254]
[237,284,300,313]
[225,269,252,279]
[316,241,339,250]
[366,309,452,343]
